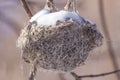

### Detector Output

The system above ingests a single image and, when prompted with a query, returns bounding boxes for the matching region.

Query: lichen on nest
[17,19,103,72]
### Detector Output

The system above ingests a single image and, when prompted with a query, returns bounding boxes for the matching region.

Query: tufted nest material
[17,19,103,72]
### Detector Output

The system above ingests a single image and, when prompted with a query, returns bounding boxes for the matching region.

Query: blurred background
[0,0,120,80]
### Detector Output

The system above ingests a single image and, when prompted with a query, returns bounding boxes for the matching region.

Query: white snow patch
[30,10,83,26]
[30,8,51,22]
[84,19,95,25]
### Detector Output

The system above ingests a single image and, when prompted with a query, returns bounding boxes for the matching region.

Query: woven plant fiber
[17,19,103,72]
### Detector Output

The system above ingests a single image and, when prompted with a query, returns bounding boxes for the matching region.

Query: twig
[73,0,77,13]
[20,0,33,18]
[71,69,120,80]
[64,0,77,12]
[29,59,39,80]
[64,0,72,11]
[29,64,37,80]
[99,0,120,79]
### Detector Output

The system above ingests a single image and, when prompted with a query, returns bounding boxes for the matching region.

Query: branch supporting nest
[29,59,39,80]
[64,0,72,11]
[20,0,33,18]
[71,69,120,80]
[29,65,37,80]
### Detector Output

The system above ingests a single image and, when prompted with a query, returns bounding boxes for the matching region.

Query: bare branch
[29,64,37,80]
[71,69,120,80]
[29,60,39,80]
[20,0,33,18]
[64,0,72,11]
[99,0,120,79]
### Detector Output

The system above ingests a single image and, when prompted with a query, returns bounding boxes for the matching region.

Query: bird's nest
[17,19,103,72]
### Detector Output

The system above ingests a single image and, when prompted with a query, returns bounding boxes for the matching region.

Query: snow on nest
[84,19,95,25]
[30,10,83,26]
[30,8,51,22]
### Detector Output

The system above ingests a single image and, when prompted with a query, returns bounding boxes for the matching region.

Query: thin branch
[64,0,72,11]
[29,64,37,80]
[73,0,77,13]
[20,0,33,18]
[64,0,77,12]
[99,0,120,79]
[71,69,120,80]
[29,60,38,80]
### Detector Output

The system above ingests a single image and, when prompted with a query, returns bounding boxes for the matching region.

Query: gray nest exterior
[17,19,103,72]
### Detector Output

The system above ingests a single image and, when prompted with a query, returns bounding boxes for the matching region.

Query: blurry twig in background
[71,69,120,80]
[0,12,21,35]
[20,0,33,18]
[99,0,120,80]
